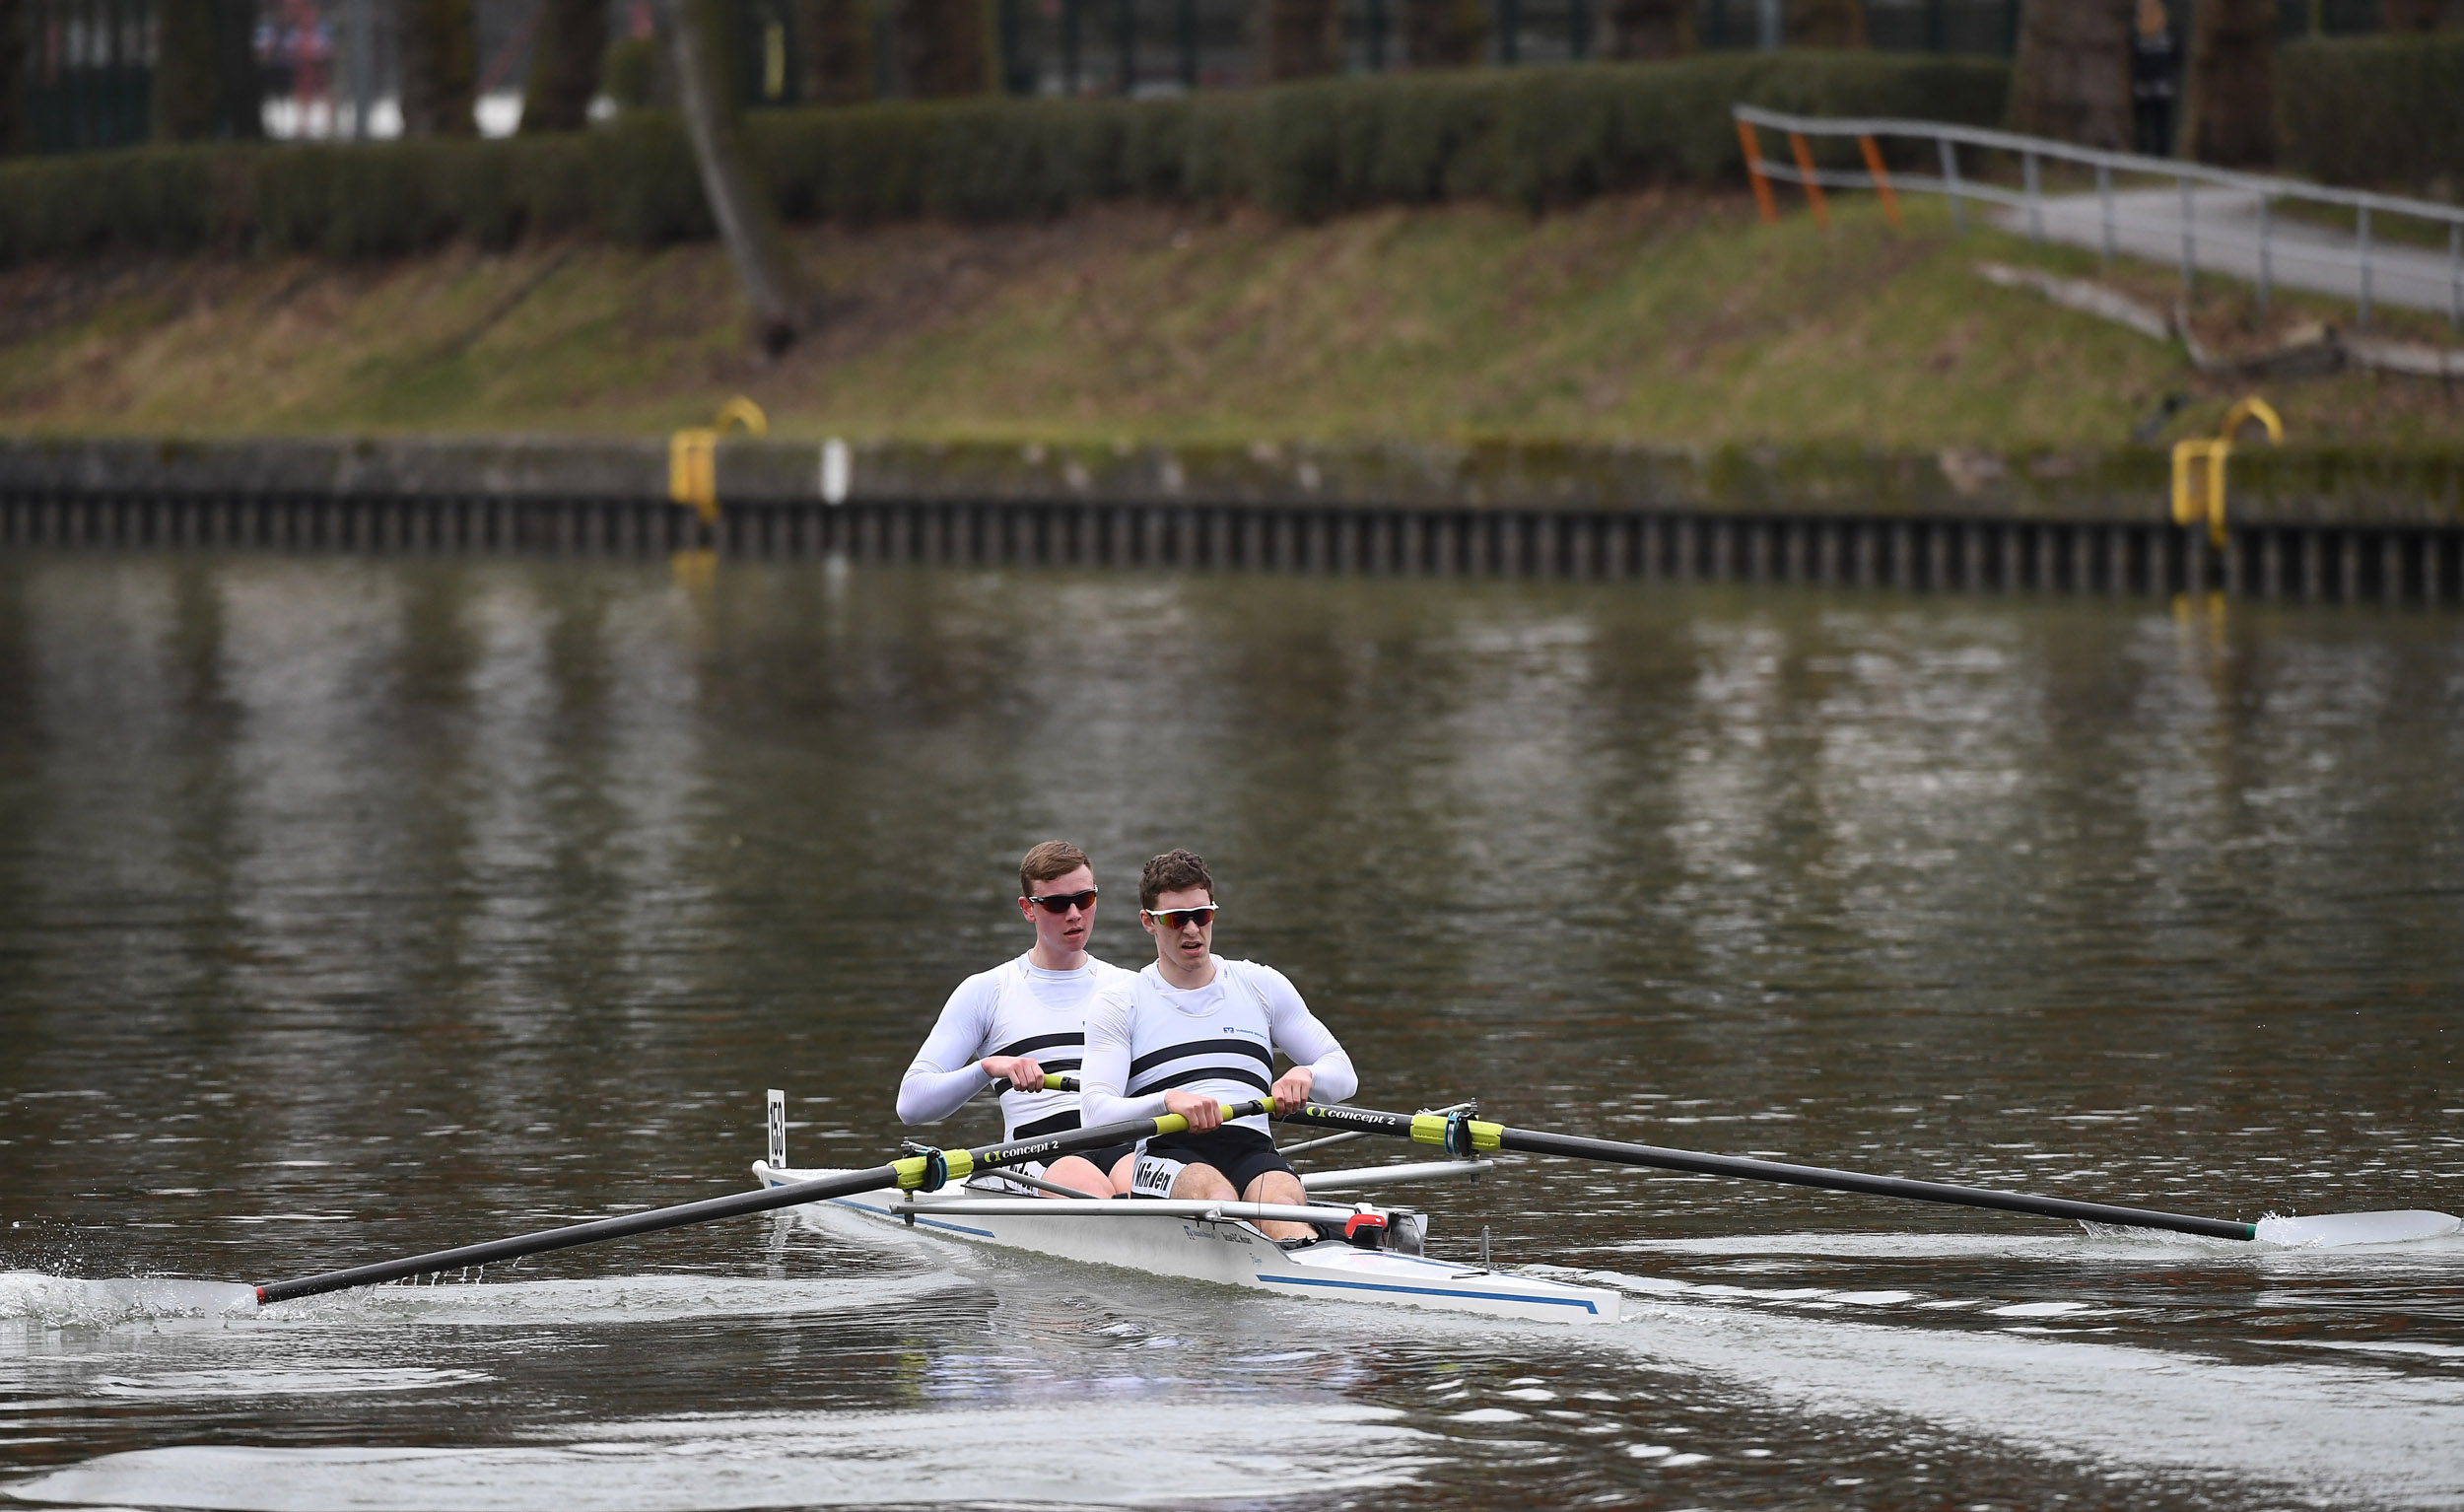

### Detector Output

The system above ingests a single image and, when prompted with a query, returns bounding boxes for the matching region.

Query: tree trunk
[798,0,875,103]
[1260,0,1340,79]
[900,0,992,97]
[525,0,613,131]
[1604,0,1691,58]
[154,0,222,140]
[2380,0,2442,30]
[0,0,26,155]
[400,0,477,135]
[2185,0,2272,166]
[656,0,806,353]
[2010,0,2131,149]
[1785,0,1866,46]
[1403,0,1484,66]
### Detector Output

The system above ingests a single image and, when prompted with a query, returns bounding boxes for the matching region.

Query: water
[1,553,2459,1510]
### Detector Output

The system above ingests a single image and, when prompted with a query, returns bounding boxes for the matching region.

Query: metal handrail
[1733,103,2464,333]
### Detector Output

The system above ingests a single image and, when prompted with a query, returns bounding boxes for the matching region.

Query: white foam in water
[88,1368,493,1400]
[1577,1269,2464,1507]
[0,1272,260,1327]
[255,1272,978,1327]
[8,1402,1430,1510]
[2254,1210,2463,1248]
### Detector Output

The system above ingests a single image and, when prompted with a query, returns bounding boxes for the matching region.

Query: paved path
[1995,187,2463,321]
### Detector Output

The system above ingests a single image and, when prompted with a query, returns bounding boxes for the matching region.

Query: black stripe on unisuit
[1008,1109,1084,1139]
[1127,1064,1274,1098]
[1128,1038,1273,1078]
[994,1031,1086,1060]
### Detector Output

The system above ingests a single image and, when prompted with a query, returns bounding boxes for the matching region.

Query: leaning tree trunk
[2184,0,2273,166]
[1403,0,1484,67]
[899,0,992,98]
[657,0,807,353]
[1605,0,1691,58]
[1785,0,1866,46]
[1260,0,1340,79]
[400,0,476,135]
[797,0,874,103]
[525,0,613,131]
[2010,0,2131,149]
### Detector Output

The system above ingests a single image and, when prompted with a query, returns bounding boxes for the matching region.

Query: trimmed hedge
[0,50,2007,264]
[2277,33,2464,193]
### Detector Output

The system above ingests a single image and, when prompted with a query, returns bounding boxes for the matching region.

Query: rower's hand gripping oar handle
[251,1095,1262,1306]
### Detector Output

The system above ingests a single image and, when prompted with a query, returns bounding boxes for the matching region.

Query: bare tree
[1260,0,1340,79]
[153,0,261,140]
[900,0,992,97]
[1786,0,1866,46]
[525,0,613,131]
[2184,0,2272,166]
[1403,0,1484,66]
[0,0,25,155]
[400,0,477,136]
[798,0,875,103]
[2380,0,2448,30]
[657,0,807,352]
[1605,0,1691,58]
[2011,0,2131,149]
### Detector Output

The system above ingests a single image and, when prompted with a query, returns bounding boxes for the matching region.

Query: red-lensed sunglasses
[1143,905,1219,929]
[1024,888,1098,915]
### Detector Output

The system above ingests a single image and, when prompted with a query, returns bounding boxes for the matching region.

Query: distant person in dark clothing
[2132,0,2181,158]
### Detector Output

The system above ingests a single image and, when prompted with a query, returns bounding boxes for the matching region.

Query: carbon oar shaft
[256,1103,1252,1305]
[1278,1103,2257,1242]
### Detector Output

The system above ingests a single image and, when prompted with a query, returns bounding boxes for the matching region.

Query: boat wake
[4,1402,1432,1510]
[1567,1265,2464,1508]
[0,1271,981,1331]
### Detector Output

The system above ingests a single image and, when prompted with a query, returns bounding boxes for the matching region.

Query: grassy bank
[1,189,2455,449]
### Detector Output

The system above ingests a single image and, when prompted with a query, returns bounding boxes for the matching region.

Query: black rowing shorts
[1133,1125,1294,1199]
[1046,1142,1136,1179]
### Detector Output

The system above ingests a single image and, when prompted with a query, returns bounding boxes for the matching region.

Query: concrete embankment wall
[3,436,2460,605]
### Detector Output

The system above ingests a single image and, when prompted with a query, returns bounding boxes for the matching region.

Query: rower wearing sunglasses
[896,841,1139,1198]
[1081,849,1356,1241]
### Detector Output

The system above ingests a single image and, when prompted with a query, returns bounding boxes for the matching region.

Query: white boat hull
[754,1161,1618,1326]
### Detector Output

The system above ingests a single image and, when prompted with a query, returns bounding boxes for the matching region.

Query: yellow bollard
[2169,396,2283,549]
[668,396,770,528]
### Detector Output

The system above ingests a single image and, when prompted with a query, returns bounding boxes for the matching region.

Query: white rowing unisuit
[897,952,1139,1142]
[1080,957,1358,1136]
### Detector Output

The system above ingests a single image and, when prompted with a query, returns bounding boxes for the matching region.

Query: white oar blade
[2252,1210,2461,1248]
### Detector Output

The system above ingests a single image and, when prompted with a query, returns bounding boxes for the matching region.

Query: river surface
[1,552,2459,1511]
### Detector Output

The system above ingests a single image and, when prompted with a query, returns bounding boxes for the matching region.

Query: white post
[2256,196,2271,312]
[2357,205,2372,331]
[2178,177,2195,296]
[1757,0,1781,50]
[2023,151,2040,243]
[1939,137,1964,235]
[2449,221,2460,334]
[2096,162,2114,268]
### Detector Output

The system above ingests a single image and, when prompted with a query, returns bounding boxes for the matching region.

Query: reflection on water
[1,555,2460,1510]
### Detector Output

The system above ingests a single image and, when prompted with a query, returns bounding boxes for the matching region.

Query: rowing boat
[750,1152,1621,1325]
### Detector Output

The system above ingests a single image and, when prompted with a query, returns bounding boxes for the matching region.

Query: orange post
[1738,120,1778,224]
[1789,132,1829,229]
[1858,134,1900,230]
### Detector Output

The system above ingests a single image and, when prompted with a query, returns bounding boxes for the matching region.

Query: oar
[1276,1103,2460,1247]
[255,1101,1262,1305]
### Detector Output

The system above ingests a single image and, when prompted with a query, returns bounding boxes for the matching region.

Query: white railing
[1733,103,2464,333]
